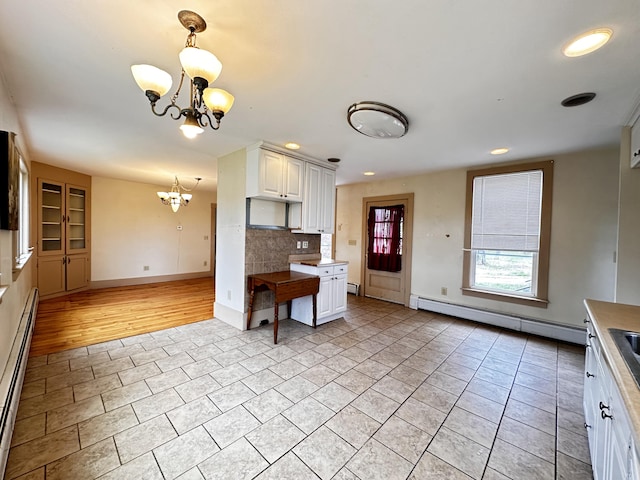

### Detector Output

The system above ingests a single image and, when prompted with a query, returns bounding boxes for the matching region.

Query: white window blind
[471,170,543,252]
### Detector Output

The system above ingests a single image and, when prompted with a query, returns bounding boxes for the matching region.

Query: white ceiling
[0,0,639,191]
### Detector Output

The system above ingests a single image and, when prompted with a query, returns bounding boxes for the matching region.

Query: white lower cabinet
[290,263,347,325]
[584,317,639,480]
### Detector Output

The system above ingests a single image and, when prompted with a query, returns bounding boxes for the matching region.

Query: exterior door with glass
[362,194,413,305]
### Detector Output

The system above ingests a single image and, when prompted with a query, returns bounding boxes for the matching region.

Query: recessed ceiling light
[490,147,510,155]
[563,28,612,57]
[284,142,300,150]
[363,171,376,176]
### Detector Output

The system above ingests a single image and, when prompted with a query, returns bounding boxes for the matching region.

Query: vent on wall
[347,283,360,295]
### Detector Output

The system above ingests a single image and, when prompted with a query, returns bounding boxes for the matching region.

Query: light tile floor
[5,296,593,479]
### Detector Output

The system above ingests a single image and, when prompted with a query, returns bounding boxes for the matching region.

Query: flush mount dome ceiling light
[347,102,408,139]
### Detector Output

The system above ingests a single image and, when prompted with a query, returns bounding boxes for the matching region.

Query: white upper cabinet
[631,115,640,168]
[302,163,336,234]
[246,147,303,202]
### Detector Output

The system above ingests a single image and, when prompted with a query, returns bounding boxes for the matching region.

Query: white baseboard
[1,288,38,477]
[410,294,585,345]
[90,271,212,290]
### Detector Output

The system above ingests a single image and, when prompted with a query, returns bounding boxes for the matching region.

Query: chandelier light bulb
[180,115,204,138]
[203,88,235,113]
[179,47,222,84]
[131,64,173,97]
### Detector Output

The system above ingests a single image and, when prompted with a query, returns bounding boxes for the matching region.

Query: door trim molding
[361,193,414,307]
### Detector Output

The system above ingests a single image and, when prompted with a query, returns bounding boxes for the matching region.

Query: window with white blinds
[471,170,542,252]
[463,160,553,307]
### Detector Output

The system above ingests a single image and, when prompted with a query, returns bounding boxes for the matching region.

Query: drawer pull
[586,372,595,378]
[588,333,595,339]
[599,401,609,411]
[601,410,613,420]
[583,318,590,324]
[584,422,591,429]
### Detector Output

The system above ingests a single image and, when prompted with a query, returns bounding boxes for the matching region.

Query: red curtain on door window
[367,205,403,272]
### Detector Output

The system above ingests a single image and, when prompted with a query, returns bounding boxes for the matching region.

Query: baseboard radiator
[0,288,38,477]
[347,283,360,296]
[410,295,585,345]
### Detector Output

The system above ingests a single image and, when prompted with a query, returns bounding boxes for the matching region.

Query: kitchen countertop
[288,253,348,267]
[293,258,348,267]
[584,299,640,445]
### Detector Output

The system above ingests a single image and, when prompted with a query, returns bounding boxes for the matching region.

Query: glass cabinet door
[39,179,64,255]
[66,185,87,253]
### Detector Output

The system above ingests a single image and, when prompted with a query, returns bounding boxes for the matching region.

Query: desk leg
[273,302,279,344]
[312,294,317,329]
[247,288,255,331]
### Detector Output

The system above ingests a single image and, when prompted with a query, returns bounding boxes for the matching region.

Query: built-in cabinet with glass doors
[37,178,90,297]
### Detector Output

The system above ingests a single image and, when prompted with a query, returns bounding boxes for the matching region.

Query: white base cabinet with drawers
[290,263,347,325]
[584,317,639,480]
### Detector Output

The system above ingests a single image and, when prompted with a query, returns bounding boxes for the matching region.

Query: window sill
[462,287,549,309]
[12,251,33,282]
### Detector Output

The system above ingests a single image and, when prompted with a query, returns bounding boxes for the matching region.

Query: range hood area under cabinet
[246,143,336,234]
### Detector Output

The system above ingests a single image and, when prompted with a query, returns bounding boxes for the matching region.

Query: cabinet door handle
[584,422,591,429]
[588,333,595,339]
[586,372,594,378]
[634,149,640,157]
[583,318,590,323]
[67,257,71,264]
[599,401,609,410]
[601,410,613,420]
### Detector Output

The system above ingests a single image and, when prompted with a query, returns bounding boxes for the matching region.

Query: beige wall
[0,75,33,377]
[336,148,620,328]
[91,176,213,282]
[615,127,640,304]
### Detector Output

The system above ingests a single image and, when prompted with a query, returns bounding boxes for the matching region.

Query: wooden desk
[247,271,320,344]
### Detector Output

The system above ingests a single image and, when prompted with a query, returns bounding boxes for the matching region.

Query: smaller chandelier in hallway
[157,176,201,212]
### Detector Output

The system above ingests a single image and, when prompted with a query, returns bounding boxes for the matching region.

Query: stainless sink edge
[609,328,640,389]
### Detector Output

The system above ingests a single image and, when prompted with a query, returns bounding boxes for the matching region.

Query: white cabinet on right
[300,163,336,234]
[290,262,347,325]
[583,313,639,480]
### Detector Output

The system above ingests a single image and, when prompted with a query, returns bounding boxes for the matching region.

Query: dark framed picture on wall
[0,130,19,231]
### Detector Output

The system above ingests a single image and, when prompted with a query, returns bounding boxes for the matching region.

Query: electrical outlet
[204,235,209,240]
[143,266,149,271]
[302,241,309,248]
[441,287,447,295]
[296,241,302,249]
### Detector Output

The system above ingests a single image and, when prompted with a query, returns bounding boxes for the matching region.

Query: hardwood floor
[30,277,214,357]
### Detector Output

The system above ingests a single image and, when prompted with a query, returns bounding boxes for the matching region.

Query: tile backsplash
[245,229,320,311]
